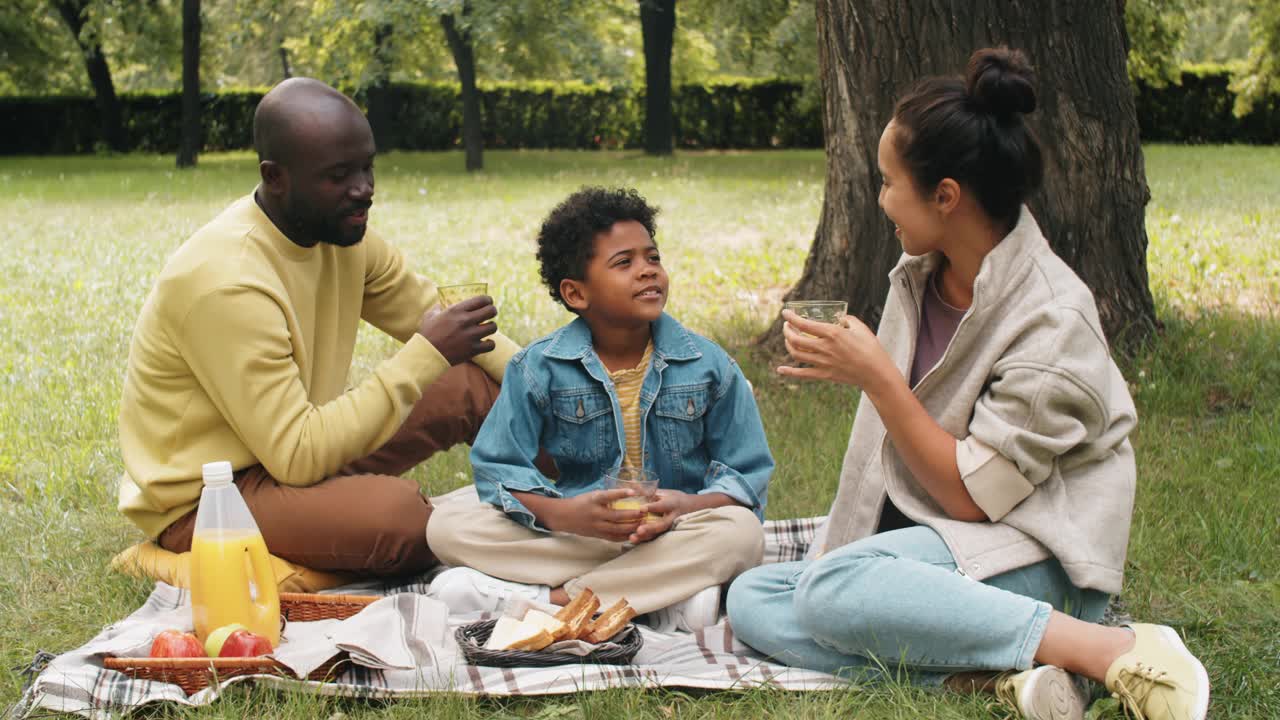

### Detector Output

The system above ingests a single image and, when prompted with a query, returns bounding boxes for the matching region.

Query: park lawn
[1,146,1277,718]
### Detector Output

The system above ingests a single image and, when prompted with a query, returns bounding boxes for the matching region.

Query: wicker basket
[456,618,643,668]
[278,591,379,622]
[103,592,379,695]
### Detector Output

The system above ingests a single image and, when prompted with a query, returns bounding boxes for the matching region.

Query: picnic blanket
[12,515,847,719]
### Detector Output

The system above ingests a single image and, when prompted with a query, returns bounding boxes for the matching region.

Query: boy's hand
[542,490,644,542]
[628,489,696,544]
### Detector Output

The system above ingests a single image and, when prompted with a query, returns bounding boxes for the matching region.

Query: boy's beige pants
[427,497,765,614]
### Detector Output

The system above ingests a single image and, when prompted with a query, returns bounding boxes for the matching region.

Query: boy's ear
[560,279,588,312]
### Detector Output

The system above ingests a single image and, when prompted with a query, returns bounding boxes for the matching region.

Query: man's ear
[935,178,961,215]
[560,279,588,313]
[259,160,287,196]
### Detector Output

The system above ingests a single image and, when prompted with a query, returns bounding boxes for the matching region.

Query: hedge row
[1132,67,1280,144]
[0,79,821,155]
[0,69,1275,155]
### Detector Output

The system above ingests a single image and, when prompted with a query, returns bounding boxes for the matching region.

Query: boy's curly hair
[536,187,659,310]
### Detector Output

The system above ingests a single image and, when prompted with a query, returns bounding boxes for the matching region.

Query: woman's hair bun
[965,46,1036,118]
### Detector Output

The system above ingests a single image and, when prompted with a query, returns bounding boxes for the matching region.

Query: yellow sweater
[118,194,518,538]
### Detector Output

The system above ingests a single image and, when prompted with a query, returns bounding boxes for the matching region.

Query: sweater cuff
[473,332,520,383]
[958,435,1034,522]
[400,334,452,387]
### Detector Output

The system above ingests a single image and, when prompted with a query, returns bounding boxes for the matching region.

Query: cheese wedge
[484,616,527,650]
[522,609,570,641]
[484,616,555,651]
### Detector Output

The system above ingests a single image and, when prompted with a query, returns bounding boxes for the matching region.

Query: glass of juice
[783,300,848,328]
[604,467,661,523]
[782,300,847,367]
[437,282,489,307]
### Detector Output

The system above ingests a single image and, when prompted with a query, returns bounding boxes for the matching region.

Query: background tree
[678,0,814,80]
[1124,0,1191,86]
[366,22,395,148]
[639,0,677,155]
[1235,0,1280,112]
[51,0,125,151]
[1180,0,1253,64]
[177,0,201,168]
[437,2,483,171]
[0,1,72,94]
[764,0,1157,351]
[422,0,611,169]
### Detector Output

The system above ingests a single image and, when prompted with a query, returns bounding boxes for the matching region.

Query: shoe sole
[1019,666,1085,720]
[1156,625,1211,720]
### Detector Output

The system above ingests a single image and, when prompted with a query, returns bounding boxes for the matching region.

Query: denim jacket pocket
[653,383,710,454]
[549,387,614,462]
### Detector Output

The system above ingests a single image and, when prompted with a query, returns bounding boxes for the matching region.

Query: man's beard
[286,193,368,247]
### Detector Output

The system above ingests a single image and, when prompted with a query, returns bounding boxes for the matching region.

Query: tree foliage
[1235,0,1280,112]
[1,0,181,95]
[1124,0,1190,86]
[4,0,1278,138]
[1180,0,1253,63]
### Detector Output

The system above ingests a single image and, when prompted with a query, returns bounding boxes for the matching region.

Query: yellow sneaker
[995,665,1088,720]
[1104,624,1210,720]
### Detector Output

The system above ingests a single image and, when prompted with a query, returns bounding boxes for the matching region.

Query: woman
[726,48,1209,720]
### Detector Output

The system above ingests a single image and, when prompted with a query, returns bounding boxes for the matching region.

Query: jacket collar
[543,312,702,363]
[889,205,1048,312]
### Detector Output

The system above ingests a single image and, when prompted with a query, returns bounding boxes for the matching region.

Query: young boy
[427,187,773,632]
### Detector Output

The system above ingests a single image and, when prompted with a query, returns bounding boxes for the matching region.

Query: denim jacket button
[686,398,695,415]
[576,399,585,418]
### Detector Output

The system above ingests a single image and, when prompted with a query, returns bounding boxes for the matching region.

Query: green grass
[1,146,1277,718]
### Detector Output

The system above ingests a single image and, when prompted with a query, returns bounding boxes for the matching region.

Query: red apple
[217,629,272,657]
[149,629,206,658]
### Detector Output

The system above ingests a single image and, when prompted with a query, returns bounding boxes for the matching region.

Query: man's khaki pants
[427,497,765,615]
[158,363,500,577]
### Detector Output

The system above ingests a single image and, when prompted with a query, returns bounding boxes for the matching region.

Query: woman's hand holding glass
[778,309,900,396]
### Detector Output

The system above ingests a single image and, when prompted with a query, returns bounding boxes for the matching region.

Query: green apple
[203,623,248,658]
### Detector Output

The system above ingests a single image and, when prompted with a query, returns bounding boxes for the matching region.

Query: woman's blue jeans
[725,526,1109,685]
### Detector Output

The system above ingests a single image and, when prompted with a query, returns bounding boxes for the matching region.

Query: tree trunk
[54,0,125,152]
[639,0,677,155]
[366,23,394,150]
[278,45,292,79]
[440,9,483,172]
[176,0,201,168]
[762,1,1156,351]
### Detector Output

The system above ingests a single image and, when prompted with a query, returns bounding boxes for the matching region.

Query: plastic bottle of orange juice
[189,461,280,647]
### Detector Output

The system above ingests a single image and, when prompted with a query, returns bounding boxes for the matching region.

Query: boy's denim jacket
[470,313,774,532]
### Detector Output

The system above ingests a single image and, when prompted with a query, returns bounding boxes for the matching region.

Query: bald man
[117,78,517,576]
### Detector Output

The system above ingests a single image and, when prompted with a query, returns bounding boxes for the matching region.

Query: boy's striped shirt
[607,341,654,468]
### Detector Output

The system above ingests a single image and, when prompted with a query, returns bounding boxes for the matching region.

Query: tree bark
[639,0,677,155]
[366,23,394,150]
[176,0,200,168]
[278,45,292,79]
[440,8,483,172]
[53,0,125,152]
[763,1,1157,351]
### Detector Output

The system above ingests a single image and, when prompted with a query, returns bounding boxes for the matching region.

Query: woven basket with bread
[455,588,642,667]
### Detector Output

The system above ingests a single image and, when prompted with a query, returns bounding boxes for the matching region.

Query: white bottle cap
[201,461,235,488]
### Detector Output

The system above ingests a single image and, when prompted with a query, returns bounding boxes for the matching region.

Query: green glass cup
[437,282,488,307]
